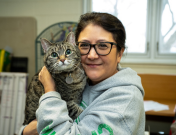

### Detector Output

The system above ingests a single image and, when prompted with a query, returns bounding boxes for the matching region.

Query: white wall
[0,0,83,83]
[0,0,82,35]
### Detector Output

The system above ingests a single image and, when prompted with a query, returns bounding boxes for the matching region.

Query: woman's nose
[87,47,99,59]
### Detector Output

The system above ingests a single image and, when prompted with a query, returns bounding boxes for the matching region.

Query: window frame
[155,0,176,58]
[82,0,176,64]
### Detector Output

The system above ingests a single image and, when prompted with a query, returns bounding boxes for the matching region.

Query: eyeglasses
[77,42,118,56]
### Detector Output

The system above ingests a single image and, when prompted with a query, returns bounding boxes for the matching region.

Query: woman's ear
[117,48,125,63]
[119,48,125,58]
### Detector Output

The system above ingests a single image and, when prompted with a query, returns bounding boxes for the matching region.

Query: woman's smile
[87,63,102,68]
[78,24,123,85]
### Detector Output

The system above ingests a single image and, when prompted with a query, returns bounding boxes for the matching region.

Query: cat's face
[45,42,80,73]
[41,32,81,74]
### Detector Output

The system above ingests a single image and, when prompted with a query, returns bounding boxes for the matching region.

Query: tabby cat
[23,32,86,125]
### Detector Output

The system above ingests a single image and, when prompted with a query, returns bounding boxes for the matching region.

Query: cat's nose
[60,59,65,63]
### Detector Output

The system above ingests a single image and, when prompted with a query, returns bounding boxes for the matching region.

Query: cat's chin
[50,66,76,74]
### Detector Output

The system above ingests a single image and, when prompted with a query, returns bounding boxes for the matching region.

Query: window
[83,0,176,64]
[158,0,176,54]
[92,0,148,54]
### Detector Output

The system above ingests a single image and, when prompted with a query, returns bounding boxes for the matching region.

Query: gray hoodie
[36,67,145,135]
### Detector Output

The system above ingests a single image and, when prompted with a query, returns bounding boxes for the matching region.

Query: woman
[21,12,145,135]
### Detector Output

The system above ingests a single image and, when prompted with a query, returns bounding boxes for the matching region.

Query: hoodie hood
[84,67,144,97]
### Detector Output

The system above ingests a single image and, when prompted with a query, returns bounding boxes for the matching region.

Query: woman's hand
[23,119,38,135]
[39,66,56,93]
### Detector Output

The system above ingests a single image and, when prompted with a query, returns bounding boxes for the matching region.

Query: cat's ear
[65,32,76,46]
[40,38,52,53]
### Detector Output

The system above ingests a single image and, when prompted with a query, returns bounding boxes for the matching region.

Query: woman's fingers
[23,119,38,135]
[38,66,56,93]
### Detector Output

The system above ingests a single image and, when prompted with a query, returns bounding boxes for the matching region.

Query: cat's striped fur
[23,32,86,125]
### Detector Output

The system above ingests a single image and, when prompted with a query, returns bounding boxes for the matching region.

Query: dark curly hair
[75,12,126,52]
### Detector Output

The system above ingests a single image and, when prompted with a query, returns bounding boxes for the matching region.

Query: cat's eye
[51,52,58,57]
[65,49,72,55]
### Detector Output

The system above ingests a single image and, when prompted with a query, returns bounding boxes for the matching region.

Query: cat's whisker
[77,66,84,74]
[49,63,59,72]
[53,63,57,67]
[51,63,57,69]
[66,60,72,64]
[81,63,87,69]
[72,63,84,74]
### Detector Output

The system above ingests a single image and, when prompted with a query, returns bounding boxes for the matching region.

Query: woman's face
[78,24,124,85]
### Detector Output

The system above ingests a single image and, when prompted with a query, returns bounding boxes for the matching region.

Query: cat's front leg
[67,101,83,120]
[23,75,44,125]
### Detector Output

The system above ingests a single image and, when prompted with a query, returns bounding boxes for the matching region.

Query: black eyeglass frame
[77,42,118,56]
